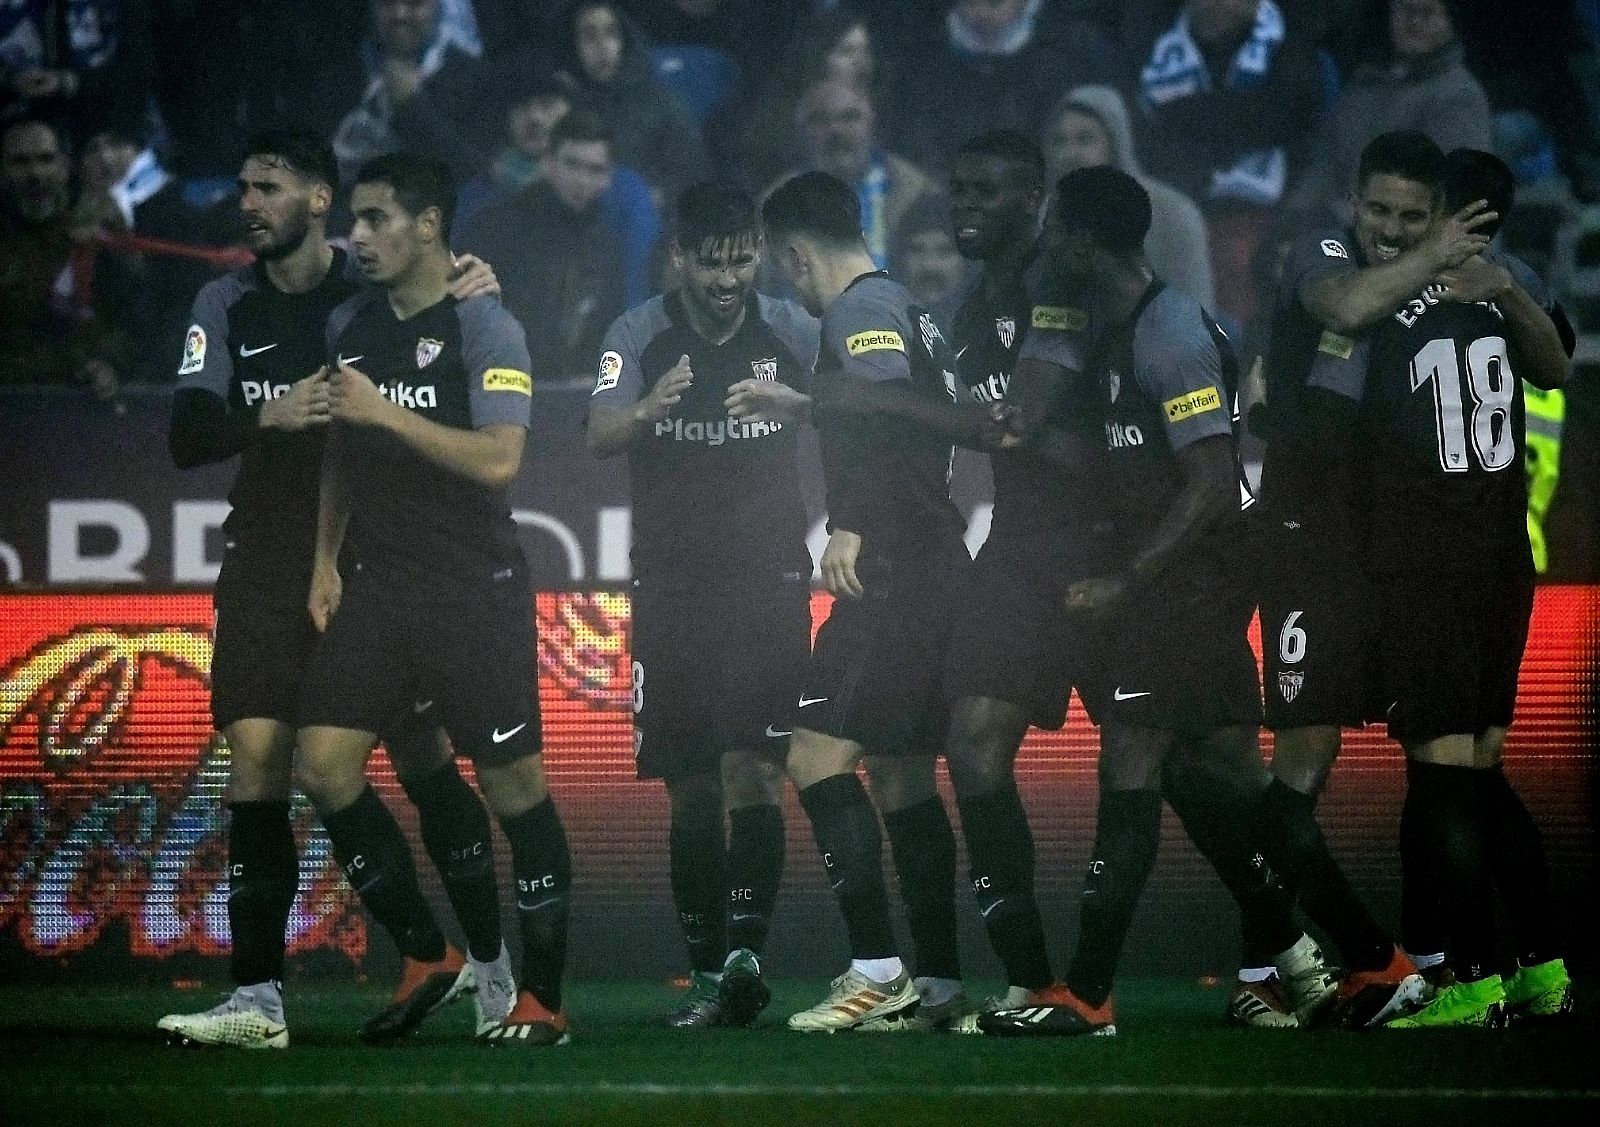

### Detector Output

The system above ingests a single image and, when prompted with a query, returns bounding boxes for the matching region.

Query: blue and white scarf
[1139,0,1288,206]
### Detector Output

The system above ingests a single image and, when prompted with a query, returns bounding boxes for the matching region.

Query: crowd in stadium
[1,0,1595,1050]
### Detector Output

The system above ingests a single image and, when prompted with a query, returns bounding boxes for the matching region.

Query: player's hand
[448,253,501,300]
[1435,254,1513,305]
[725,378,809,424]
[262,366,332,431]
[328,361,394,427]
[981,402,1025,450]
[1064,575,1126,615]
[821,529,865,600]
[635,355,693,424]
[1420,199,1496,272]
[308,562,342,632]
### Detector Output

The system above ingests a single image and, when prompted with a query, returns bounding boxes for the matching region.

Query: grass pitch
[1,979,1594,1126]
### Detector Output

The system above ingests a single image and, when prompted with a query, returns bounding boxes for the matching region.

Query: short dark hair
[761,170,862,248]
[955,129,1046,192]
[1053,165,1151,257]
[244,129,338,190]
[549,107,612,152]
[675,182,760,252]
[1356,130,1444,198]
[1442,148,1513,240]
[354,150,457,236]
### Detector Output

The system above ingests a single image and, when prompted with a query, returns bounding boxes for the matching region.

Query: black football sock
[1402,760,1498,981]
[1399,777,1448,965]
[1258,779,1393,971]
[500,798,572,1011]
[726,803,785,955]
[669,800,728,974]
[1065,789,1163,1007]
[1162,773,1302,967]
[1476,766,1562,967]
[798,774,897,960]
[227,800,299,986]
[400,760,503,962]
[957,784,1052,990]
[321,786,446,962]
[882,794,962,982]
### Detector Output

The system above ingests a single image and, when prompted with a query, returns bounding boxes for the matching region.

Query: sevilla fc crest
[1278,670,1304,704]
[416,337,444,368]
[751,358,778,381]
[996,316,1015,350]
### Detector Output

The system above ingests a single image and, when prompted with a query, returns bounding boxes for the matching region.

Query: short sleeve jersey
[325,291,533,590]
[814,272,966,559]
[590,291,817,587]
[1256,230,1370,532]
[1076,283,1247,574]
[175,250,359,587]
[1355,248,1550,576]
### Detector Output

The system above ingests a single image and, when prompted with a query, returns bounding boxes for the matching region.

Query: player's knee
[222,721,295,803]
[787,729,861,790]
[476,754,550,820]
[294,750,363,812]
[1270,725,1341,797]
[722,751,783,809]
[864,755,936,813]
[384,727,452,786]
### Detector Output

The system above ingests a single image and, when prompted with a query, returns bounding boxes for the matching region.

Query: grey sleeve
[760,295,822,377]
[175,275,244,394]
[1133,295,1235,451]
[1016,291,1095,371]
[1304,333,1370,402]
[1495,250,1556,313]
[459,297,534,429]
[822,286,912,384]
[589,302,656,407]
[1287,231,1357,309]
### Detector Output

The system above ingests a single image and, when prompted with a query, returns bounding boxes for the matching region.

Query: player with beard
[296,152,573,1047]
[158,132,510,1050]
[586,184,816,1028]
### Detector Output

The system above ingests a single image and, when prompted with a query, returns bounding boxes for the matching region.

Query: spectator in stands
[331,0,505,184]
[0,0,154,142]
[707,4,881,194]
[1132,0,1324,319]
[456,82,663,306]
[453,109,626,382]
[0,117,139,399]
[775,76,940,271]
[617,0,797,83]
[1045,85,1216,313]
[890,192,970,321]
[884,0,1121,175]
[1279,0,1491,236]
[552,0,707,201]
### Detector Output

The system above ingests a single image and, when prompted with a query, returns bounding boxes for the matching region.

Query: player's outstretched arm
[1303,200,1496,334]
[813,378,1001,449]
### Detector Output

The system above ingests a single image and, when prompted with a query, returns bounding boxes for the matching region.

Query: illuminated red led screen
[1,590,1594,978]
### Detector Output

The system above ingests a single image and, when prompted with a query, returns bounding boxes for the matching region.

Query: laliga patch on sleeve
[1320,239,1349,259]
[483,367,532,395]
[1164,385,1223,422]
[178,325,207,375]
[1031,305,1088,331]
[845,329,905,355]
[593,350,623,395]
[1317,329,1355,359]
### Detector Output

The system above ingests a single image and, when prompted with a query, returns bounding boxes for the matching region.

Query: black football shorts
[298,565,542,767]
[630,577,812,783]
[209,565,319,730]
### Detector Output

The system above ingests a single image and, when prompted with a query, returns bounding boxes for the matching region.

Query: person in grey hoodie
[1042,85,1216,314]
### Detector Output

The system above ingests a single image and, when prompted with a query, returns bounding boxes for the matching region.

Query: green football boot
[1385,974,1506,1029]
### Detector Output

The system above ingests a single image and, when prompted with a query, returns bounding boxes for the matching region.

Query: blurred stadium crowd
[2,0,1597,575]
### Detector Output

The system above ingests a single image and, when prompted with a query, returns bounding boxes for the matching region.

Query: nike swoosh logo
[336,354,364,365]
[491,723,527,743]
[517,897,562,913]
[1113,689,1151,701]
[238,343,278,357]
[730,913,760,923]
[954,344,970,361]
[413,700,434,714]
[797,696,828,708]
[980,899,1004,919]
[765,726,792,738]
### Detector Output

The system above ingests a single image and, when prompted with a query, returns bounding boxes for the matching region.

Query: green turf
[0,979,1595,1126]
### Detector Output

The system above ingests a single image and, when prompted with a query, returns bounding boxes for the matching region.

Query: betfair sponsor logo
[1316,330,1354,359]
[483,368,532,396]
[380,381,437,409]
[1031,305,1088,331]
[845,330,904,355]
[654,414,784,446]
[1163,386,1221,422]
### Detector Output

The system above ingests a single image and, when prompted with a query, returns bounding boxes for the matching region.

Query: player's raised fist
[637,355,694,424]
[263,366,332,431]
